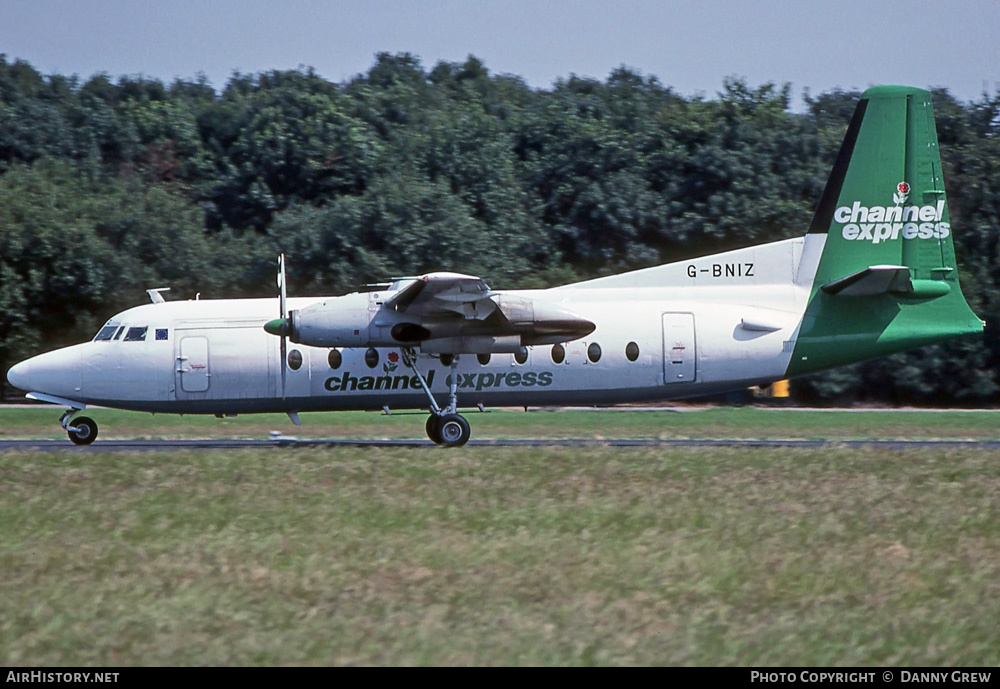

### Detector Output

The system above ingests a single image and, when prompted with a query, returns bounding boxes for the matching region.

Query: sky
[1,0,998,109]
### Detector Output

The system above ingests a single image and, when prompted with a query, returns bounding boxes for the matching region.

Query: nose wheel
[64,414,98,445]
[59,409,98,445]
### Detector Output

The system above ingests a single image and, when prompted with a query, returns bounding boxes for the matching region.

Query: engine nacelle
[494,295,596,345]
[286,292,373,347]
[266,290,595,353]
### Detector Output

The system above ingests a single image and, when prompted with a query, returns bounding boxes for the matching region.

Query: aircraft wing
[284,270,595,352]
[384,272,497,320]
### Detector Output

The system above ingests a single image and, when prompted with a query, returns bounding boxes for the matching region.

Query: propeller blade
[278,253,287,399]
[280,335,287,400]
[278,253,287,319]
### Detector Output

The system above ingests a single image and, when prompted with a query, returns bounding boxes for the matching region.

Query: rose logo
[384,350,400,374]
[893,181,910,205]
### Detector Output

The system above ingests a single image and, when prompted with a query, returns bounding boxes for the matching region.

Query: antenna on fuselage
[146,287,170,304]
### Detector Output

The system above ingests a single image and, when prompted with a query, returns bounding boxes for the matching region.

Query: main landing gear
[60,409,98,446]
[401,347,472,447]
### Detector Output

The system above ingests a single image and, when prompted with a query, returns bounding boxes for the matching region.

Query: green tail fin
[788,85,982,376]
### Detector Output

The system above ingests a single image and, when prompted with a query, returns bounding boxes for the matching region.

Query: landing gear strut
[401,347,471,447]
[60,409,98,445]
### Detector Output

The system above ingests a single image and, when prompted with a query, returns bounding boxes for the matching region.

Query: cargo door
[177,336,210,393]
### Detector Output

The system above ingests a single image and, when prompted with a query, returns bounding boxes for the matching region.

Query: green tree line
[1,53,998,404]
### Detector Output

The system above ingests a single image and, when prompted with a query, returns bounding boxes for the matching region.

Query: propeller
[263,254,289,399]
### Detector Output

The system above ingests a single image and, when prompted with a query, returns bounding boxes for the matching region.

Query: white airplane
[5,85,984,446]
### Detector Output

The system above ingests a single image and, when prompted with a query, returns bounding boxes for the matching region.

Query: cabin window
[124,326,147,342]
[551,344,565,364]
[514,347,528,365]
[588,342,602,363]
[626,341,640,362]
[287,349,303,370]
[364,348,379,368]
[155,328,168,341]
[93,324,118,341]
[477,353,491,366]
[328,348,343,370]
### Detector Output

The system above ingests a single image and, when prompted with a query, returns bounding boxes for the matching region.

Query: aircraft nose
[6,359,31,391]
[5,347,83,397]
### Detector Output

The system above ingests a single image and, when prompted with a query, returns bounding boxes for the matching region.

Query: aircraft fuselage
[7,237,815,415]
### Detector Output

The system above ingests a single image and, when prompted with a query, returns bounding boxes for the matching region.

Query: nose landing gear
[60,409,98,445]
[402,347,472,447]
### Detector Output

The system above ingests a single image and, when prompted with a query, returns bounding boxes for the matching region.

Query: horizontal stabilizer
[821,265,912,297]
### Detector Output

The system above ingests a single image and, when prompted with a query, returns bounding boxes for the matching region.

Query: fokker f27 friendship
[5,86,984,446]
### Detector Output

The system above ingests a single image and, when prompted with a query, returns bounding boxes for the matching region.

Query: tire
[68,416,98,446]
[437,414,470,447]
[425,415,443,444]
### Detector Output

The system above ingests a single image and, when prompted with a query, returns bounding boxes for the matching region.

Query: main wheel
[425,415,443,444]
[68,416,98,445]
[437,414,471,447]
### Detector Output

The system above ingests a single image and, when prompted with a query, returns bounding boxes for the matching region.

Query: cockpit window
[93,324,119,341]
[124,326,148,342]
[113,326,125,340]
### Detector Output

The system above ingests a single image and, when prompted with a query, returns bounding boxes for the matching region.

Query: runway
[3,437,1000,451]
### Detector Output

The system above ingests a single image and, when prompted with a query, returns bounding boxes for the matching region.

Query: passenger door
[174,323,277,402]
